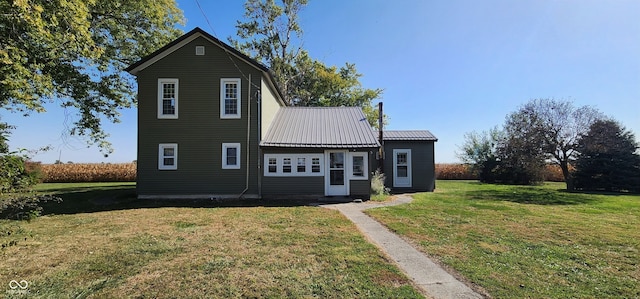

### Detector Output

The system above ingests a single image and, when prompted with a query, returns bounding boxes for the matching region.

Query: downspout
[239,74,251,198]
[257,89,262,199]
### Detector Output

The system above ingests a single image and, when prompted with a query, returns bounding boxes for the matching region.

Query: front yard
[1,183,422,298]
[367,180,640,298]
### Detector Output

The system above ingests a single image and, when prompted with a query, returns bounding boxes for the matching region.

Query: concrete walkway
[323,195,484,299]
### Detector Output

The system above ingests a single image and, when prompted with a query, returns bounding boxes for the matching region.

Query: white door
[393,149,412,187]
[325,150,349,196]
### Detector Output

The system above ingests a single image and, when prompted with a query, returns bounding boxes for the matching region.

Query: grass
[1,182,423,298]
[367,180,640,298]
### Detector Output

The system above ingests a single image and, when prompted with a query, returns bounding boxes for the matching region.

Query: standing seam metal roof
[381,130,438,141]
[260,107,380,148]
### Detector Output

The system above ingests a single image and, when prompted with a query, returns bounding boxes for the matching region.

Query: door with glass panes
[393,149,412,187]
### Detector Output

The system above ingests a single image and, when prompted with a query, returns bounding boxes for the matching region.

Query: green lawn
[1,183,423,298]
[367,180,640,298]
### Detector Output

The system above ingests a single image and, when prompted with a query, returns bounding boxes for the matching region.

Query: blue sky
[5,0,640,163]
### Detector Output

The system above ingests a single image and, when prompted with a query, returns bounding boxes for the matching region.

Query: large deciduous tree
[522,99,602,190]
[230,0,383,126]
[573,120,640,193]
[1,0,184,154]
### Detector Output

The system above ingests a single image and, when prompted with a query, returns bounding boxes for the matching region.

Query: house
[125,27,437,200]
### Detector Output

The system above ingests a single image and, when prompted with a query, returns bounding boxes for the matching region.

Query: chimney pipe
[378,102,384,173]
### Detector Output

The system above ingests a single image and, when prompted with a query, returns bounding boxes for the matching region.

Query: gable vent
[195,46,205,56]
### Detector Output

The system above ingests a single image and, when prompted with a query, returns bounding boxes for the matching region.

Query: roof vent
[195,46,205,56]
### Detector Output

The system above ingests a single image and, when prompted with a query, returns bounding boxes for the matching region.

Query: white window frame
[263,154,324,176]
[220,78,241,119]
[158,143,178,170]
[157,78,178,119]
[222,143,241,169]
[348,152,368,180]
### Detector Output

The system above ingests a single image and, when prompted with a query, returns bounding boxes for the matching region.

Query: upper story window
[222,143,241,169]
[158,143,178,170]
[158,79,178,119]
[220,78,241,119]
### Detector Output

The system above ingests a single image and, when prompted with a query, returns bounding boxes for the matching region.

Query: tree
[0,120,11,154]
[1,0,184,154]
[573,120,640,192]
[230,0,307,105]
[495,107,547,185]
[519,99,603,190]
[230,0,383,126]
[457,127,503,183]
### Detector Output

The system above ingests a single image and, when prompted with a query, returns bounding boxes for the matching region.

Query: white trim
[348,152,368,180]
[263,154,324,176]
[157,78,178,119]
[158,143,178,170]
[325,150,349,196]
[220,78,241,119]
[222,143,241,169]
[393,149,412,187]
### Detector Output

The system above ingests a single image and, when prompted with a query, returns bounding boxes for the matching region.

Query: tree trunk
[560,160,574,191]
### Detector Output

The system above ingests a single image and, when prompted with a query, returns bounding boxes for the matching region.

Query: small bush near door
[371,169,390,201]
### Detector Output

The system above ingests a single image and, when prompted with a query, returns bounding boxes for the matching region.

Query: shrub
[0,194,62,220]
[371,169,389,196]
[0,155,40,192]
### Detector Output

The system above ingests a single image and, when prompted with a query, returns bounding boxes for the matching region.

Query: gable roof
[125,27,285,104]
[382,130,438,141]
[261,107,380,148]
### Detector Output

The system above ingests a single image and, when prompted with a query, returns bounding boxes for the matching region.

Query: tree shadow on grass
[39,184,324,216]
[465,187,597,205]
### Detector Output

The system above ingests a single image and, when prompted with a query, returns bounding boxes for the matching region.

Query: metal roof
[260,107,381,148]
[381,130,438,141]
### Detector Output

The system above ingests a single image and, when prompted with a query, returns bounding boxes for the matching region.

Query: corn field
[38,163,136,183]
[435,163,566,182]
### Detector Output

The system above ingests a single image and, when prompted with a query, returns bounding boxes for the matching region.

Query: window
[297,158,306,172]
[222,143,241,169]
[268,158,277,173]
[195,45,205,55]
[349,152,368,180]
[283,158,292,173]
[397,153,408,177]
[312,158,321,173]
[158,144,177,170]
[157,79,178,119]
[264,154,323,176]
[220,78,241,118]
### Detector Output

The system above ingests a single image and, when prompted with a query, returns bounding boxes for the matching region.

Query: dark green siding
[383,141,436,192]
[137,37,263,196]
[262,177,324,196]
[350,180,370,199]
